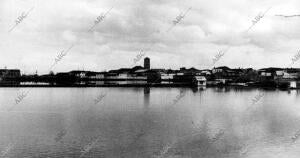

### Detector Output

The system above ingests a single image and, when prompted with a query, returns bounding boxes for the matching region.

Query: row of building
[30,65,300,88]
[1,57,300,88]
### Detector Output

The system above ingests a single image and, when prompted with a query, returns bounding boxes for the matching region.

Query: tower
[144,57,150,69]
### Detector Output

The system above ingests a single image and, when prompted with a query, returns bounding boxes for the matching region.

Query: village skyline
[2,62,300,76]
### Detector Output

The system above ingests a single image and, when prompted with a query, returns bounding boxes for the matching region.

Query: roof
[0,69,20,72]
[259,67,283,72]
[151,69,166,72]
[109,68,132,73]
[86,71,106,76]
[69,70,88,73]
[135,69,148,73]
[56,72,70,76]
[165,69,178,73]
[201,69,212,72]
[285,68,300,73]
[214,66,230,70]
[131,66,144,71]
[194,76,207,80]
[187,67,200,71]
[230,69,244,73]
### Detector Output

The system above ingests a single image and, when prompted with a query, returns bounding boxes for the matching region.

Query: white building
[193,76,207,86]
[161,73,175,80]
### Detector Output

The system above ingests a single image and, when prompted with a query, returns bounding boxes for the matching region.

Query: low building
[105,72,119,79]
[0,69,21,79]
[107,68,136,79]
[212,66,231,80]
[192,76,207,86]
[212,66,241,80]
[131,66,144,72]
[258,68,283,81]
[161,73,175,80]
[86,72,106,79]
[275,68,300,89]
[134,69,148,76]
[109,68,132,74]
[212,66,230,74]
[282,68,300,79]
[178,67,201,75]
[69,71,88,79]
[199,69,212,76]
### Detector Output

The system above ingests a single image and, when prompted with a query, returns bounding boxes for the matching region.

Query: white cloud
[0,0,300,74]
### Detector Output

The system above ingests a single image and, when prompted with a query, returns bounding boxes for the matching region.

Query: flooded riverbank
[1,87,300,157]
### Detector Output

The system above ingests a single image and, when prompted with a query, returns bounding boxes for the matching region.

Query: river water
[1,87,300,158]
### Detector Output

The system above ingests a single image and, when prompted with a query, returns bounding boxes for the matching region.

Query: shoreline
[0,84,299,90]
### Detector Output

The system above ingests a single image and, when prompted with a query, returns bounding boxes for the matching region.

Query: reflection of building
[0,69,21,79]
[144,87,150,107]
[144,57,150,69]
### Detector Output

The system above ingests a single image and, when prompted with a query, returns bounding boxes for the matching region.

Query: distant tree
[49,71,55,76]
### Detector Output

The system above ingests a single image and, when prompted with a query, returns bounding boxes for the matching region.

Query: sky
[0,0,300,74]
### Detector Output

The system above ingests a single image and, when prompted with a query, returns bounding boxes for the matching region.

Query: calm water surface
[1,87,300,158]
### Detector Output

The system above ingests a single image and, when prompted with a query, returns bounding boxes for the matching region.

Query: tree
[49,71,55,76]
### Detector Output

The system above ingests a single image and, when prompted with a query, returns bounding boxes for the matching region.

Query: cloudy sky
[0,0,300,74]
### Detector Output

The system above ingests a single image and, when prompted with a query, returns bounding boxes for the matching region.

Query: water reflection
[297,90,300,95]
[144,87,150,107]
[0,88,300,157]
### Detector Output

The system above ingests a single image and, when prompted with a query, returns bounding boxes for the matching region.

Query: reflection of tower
[144,57,150,70]
[144,87,150,107]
